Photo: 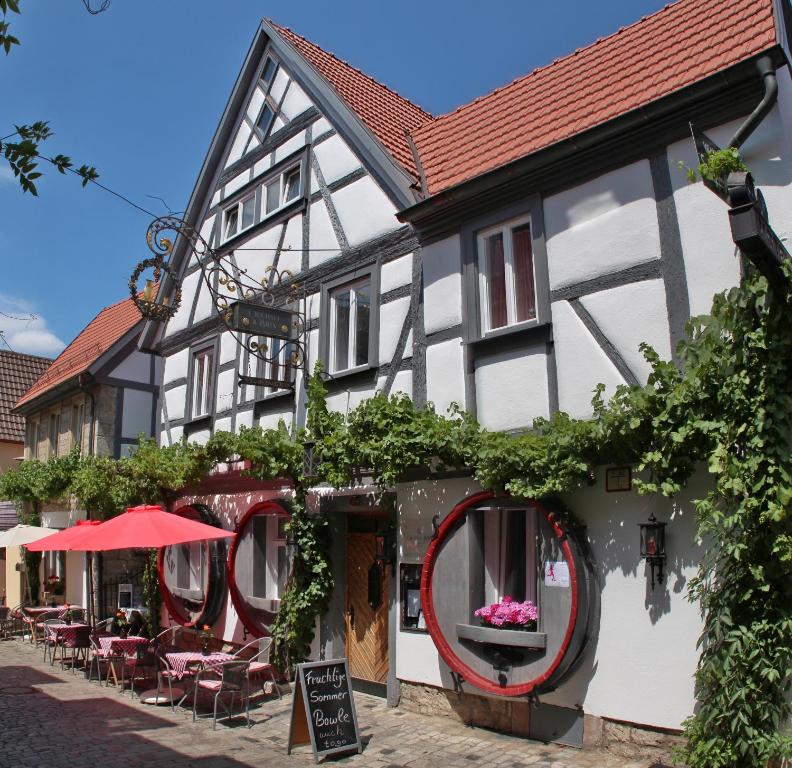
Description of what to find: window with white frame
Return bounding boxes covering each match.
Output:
[223,192,256,241]
[477,216,537,333]
[254,55,280,139]
[482,507,538,606]
[250,514,288,602]
[191,346,215,419]
[174,541,205,600]
[264,164,301,217]
[255,337,296,397]
[329,278,371,373]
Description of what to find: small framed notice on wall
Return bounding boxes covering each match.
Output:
[606,466,632,492]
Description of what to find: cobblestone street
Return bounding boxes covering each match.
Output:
[0,640,660,768]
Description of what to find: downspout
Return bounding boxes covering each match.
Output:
[77,372,99,622]
[728,56,778,149]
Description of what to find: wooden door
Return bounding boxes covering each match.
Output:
[345,533,388,683]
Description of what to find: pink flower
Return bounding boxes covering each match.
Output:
[474,597,539,629]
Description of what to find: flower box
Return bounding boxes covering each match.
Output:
[456,622,547,649]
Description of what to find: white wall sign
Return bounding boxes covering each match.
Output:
[544,561,570,588]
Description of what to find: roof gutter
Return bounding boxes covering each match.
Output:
[728,55,778,149]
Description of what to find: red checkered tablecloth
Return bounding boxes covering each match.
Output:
[46,623,89,645]
[99,635,149,656]
[165,651,234,679]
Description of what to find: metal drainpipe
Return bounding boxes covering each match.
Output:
[728,56,778,149]
[77,373,99,621]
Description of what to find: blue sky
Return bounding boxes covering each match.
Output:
[0,0,671,357]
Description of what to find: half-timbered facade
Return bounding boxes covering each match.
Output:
[146,0,792,757]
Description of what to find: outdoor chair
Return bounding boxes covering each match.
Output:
[8,605,24,638]
[122,645,157,698]
[33,610,60,647]
[234,636,280,699]
[0,606,12,640]
[68,608,86,624]
[42,618,62,665]
[155,645,195,711]
[62,625,91,673]
[192,659,252,730]
[87,627,114,684]
[153,625,185,653]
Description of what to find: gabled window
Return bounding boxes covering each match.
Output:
[191,346,215,419]
[223,193,256,241]
[264,164,302,217]
[329,278,371,374]
[477,216,537,333]
[254,55,281,141]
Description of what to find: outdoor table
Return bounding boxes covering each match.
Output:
[165,651,234,680]
[100,635,150,688]
[47,622,89,644]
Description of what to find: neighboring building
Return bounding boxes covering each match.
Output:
[11,296,162,615]
[0,350,52,600]
[142,0,792,758]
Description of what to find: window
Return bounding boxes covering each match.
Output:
[255,337,296,397]
[477,216,537,333]
[48,413,59,458]
[25,420,36,459]
[254,55,280,141]
[44,551,66,596]
[174,541,205,600]
[251,514,288,602]
[35,420,46,459]
[329,278,371,373]
[264,164,302,216]
[191,347,215,419]
[222,193,256,241]
[482,507,538,606]
[72,404,84,452]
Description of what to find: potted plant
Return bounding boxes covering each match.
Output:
[197,624,213,656]
[474,596,538,631]
[114,609,130,639]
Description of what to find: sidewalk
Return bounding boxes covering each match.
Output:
[0,639,656,768]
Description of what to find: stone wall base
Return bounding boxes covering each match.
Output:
[398,681,685,764]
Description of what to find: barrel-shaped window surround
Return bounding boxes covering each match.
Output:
[420,491,595,696]
[228,500,291,638]
[157,504,229,627]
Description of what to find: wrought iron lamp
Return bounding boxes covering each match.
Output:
[129,255,182,321]
[638,512,667,590]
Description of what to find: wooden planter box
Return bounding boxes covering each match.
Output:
[456,623,547,649]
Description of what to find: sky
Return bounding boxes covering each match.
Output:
[1,0,672,358]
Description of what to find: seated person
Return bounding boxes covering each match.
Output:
[128,610,146,637]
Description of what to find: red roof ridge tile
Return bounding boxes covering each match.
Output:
[265,19,434,122]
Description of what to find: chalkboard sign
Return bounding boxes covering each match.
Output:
[287,658,361,763]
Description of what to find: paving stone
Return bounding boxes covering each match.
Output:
[0,640,657,768]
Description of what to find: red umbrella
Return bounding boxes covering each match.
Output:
[26,519,103,552]
[64,505,234,551]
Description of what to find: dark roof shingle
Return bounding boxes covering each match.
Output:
[0,351,52,442]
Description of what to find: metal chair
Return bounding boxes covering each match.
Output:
[153,625,185,652]
[0,606,12,640]
[41,618,62,665]
[121,644,157,697]
[33,610,60,647]
[192,659,252,730]
[155,645,195,711]
[87,626,114,684]
[62,625,91,673]
[234,636,281,699]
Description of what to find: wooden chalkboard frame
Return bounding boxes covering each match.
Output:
[287,658,362,763]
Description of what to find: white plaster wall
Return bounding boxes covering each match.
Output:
[246,86,265,124]
[164,271,199,336]
[308,200,341,268]
[253,153,273,178]
[257,409,293,430]
[313,117,332,136]
[169,425,184,444]
[579,279,671,383]
[111,350,151,382]
[214,416,232,434]
[224,168,249,198]
[65,552,87,607]
[313,134,361,185]
[475,347,549,431]
[235,226,280,279]
[552,300,625,419]
[226,123,250,168]
[219,331,237,366]
[121,389,153,439]
[326,384,379,416]
[280,81,313,122]
[279,215,304,275]
[215,369,236,415]
[380,254,412,294]
[163,349,189,384]
[425,339,465,415]
[236,409,254,429]
[192,281,214,324]
[376,369,413,399]
[165,385,187,422]
[544,160,660,290]
[379,297,410,364]
[332,176,398,248]
[422,235,462,335]
[270,69,289,104]
[272,131,307,165]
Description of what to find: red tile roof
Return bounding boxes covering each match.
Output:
[16,296,142,410]
[0,351,52,443]
[268,20,433,180]
[410,0,777,195]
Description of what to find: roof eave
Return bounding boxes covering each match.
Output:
[400,47,787,238]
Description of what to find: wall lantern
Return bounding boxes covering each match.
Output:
[302,440,318,480]
[375,532,396,571]
[285,531,300,564]
[638,512,667,590]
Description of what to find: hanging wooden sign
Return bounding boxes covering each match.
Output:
[228,300,297,339]
[287,658,361,763]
